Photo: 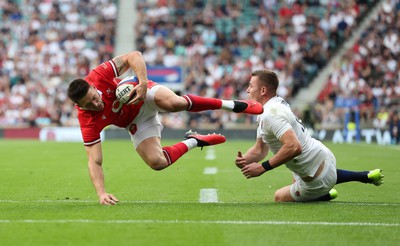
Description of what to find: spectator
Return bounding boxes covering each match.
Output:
[389,111,400,144]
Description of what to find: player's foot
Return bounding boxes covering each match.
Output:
[367,169,384,186]
[232,100,263,115]
[185,130,226,149]
[329,189,338,200]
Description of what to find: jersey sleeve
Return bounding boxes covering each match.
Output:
[77,110,102,146]
[80,125,101,146]
[85,60,120,87]
[264,106,292,140]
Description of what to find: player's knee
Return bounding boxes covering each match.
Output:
[145,157,168,171]
[147,162,167,171]
[274,190,291,202]
[273,185,294,202]
[274,191,284,202]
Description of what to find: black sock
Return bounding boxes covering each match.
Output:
[336,169,369,184]
[313,193,333,201]
[232,101,248,112]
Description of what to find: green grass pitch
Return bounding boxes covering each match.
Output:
[0,139,399,245]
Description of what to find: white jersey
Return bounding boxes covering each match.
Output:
[256,96,327,177]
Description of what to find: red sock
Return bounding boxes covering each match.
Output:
[183,94,222,112]
[162,142,189,166]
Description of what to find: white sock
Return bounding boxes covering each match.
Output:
[183,138,198,150]
[221,100,234,111]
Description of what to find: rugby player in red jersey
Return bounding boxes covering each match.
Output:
[67,51,263,205]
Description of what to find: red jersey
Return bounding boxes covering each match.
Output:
[76,60,151,146]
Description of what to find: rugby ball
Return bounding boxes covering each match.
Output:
[115,76,138,104]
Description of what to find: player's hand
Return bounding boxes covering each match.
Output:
[235,151,247,169]
[128,82,147,105]
[241,162,266,179]
[99,193,119,205]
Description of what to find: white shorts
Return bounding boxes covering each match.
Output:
[126,84,165,149]
[289,148,337,202]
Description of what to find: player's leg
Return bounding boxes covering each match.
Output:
[274,176,336,202]
[274,185,296,202]
[152,85,263,115]
[312,189,338,201]
[152,85,188,112]
[131,85,226,170]
[136,136,196,170]
[135,134,225,170]
[129,118,194,170]
[183,94,263,114]
[287,152,337,202]
[288,175,337,202]
[336,169,384,186]
[311,150,339,201]
[136,136,169,170]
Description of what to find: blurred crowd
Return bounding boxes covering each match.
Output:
[135,0,375,129]
[0,0,399,143]
[0,0,117,127]
[311,0,400,144]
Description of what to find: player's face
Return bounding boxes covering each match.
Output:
[77,86,104,111]
[246,76,263,103]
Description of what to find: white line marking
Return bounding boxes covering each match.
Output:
[0,200,399,206]
[199,189,218,203]
[203,167,218,175]
[329,202,399,206]
[205,146,215,160]
[0,219,398,227]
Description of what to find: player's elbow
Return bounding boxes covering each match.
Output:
[294,144,302,156]
[289,142,302,156]
[129,51,143,59]
[124,51,143,65]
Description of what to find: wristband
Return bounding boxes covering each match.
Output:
[261,160,273,171]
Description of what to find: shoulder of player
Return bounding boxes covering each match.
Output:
[88,60,119,81]
[262,105,292,127]
[77,107,99,121]
[264,99,286,114]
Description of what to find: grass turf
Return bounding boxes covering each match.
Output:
[0,139,399,245]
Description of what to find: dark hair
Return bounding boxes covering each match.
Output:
[68,79,90,103]
[251,69,279,93]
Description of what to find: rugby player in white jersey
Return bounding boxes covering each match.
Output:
[235,69,384,202]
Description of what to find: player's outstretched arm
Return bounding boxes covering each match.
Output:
[238,138,269,167]
[268,130,302,166]
[243,130,303,179]
[85,142,119,205]
[238,138,270,179]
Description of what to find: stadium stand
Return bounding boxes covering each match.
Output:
[1,0,398,141]
[0,0,118,127]
[134,0,380,129]
[309,0,400,135]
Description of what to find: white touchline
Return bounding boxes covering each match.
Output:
[203,167,218,175]
[0,200,399,206]
[199,189,218,203]
[0,220,398,227]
